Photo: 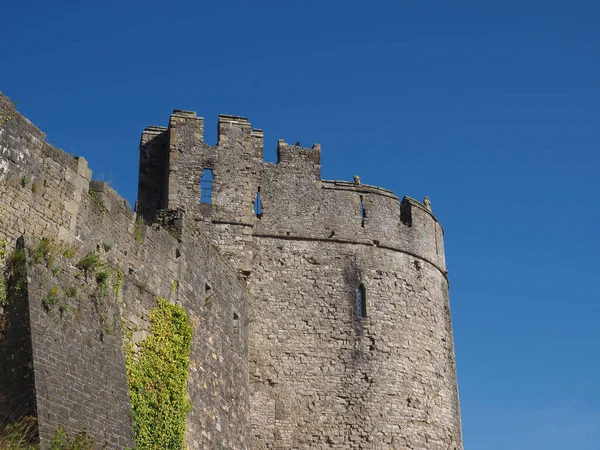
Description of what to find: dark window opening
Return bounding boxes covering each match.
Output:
[359,195,366,227]
[254,187,262,218]
[401,200,412,226]
[233,312,240,335]
[205,283,213,308]
[239,268,251,279]
[356,283,367,318]
[200,169,214,204]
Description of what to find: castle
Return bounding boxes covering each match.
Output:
[0,93,463,449]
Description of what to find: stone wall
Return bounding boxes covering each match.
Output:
[139,111,264,271]
[137,112,446,276]
[21,236,135,449]
[1,94,463,449]
[0,237,36,427]
[138,109,463,449]
[0,93,252,449]
[248,239,461,449]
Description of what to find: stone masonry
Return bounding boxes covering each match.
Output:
[0,92,462,449]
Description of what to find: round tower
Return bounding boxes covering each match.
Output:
[137,112,463,449]
[247,151,462,448]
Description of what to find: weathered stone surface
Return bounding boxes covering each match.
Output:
[138,108,463,449]
[0,95,250,449]
[0,93,462,449]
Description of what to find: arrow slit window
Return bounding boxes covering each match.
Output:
[357,283,367,318]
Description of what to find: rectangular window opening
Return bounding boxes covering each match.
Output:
[254,187,262,218]
[357,284,367,318]
[360,195,366,227]
[200,169,214,204]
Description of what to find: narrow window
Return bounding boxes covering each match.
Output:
[254,187,262,218]
[205,283,213,308]
[356,283,367,318]
[233,312,240,335]
[401,200,412,227]
[359,195,366,227]
[200,169,214,204]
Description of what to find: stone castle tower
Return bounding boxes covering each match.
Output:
[0,95,462,449]
[136,110,463,449]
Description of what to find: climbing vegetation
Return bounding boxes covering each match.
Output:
[125,297,192,449]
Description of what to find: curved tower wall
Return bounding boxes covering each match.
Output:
[249,240,460,449]
[249,143,460,448]
[137,111,463,449]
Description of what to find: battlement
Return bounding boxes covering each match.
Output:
[172,109,198,117]
[136,110,446,270]
[218,114,250,124]
[276,139,321,168]
[164,110,265,157]
[143,125,168,133]
[1,95,462,449]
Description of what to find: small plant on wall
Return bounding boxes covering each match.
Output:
[0,416,37,449]
[49,426,97,450]
[0,418,99,450]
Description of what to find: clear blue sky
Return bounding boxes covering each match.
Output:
[2,1,599,448]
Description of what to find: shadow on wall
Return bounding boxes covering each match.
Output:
[342,258,365,339]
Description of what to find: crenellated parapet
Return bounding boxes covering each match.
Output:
[137,111,446,273]
[275,139,321,179]
[253,178,446,274]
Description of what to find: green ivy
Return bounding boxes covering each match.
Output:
[133,219,145,244]
[126,297,192,449]
[169,280,178,298]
